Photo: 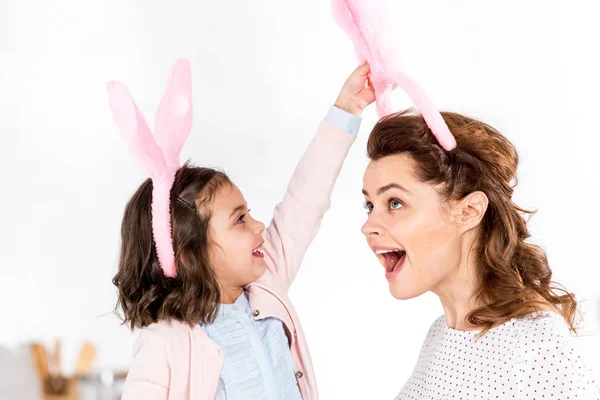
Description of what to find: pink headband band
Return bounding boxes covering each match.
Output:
[332,0,457,151]
[107,59,193,277]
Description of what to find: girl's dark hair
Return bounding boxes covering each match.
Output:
[367,109,577,334]
[113,162,231,329]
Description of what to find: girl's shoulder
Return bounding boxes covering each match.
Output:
[142,318,188,333]
[138,319,211,345]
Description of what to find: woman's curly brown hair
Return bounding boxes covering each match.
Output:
[367,109,577,334]
[113,162,231,329]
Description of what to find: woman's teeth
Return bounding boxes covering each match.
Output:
[375,249,403,255]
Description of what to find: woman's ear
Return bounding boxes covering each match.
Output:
[450,191,489,232]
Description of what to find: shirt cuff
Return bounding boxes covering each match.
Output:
[325,105,362,136]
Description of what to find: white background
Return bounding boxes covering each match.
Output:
[1,0,599,398]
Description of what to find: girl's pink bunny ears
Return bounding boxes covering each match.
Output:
[107,59,193,277]
[332,0,457,151]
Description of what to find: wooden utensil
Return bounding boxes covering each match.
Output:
[51,339,61,375]
[30,343,50,380]
[75,341,96,376]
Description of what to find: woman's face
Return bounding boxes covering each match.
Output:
[361,154,466,300]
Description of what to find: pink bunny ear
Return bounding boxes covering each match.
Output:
[332,0,457,151]
[331,0,369,64]
[107,59,194,278]
[154,59,193,170]
[106,81,167,178]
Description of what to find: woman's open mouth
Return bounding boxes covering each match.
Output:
[375,248,406,280]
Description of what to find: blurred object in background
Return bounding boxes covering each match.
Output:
[0,344,42,400]
[30,339,78,399]
[25,339,125,400]
[77,369,126,400]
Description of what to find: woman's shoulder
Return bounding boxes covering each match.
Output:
[509,312,600,395]
[510,311,578,358]
[420,315,448,341]
[429,315,448,332]
[511,310,572,338]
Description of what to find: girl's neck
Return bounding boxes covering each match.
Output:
[220,286,244,304]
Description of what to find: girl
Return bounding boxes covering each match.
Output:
[361,109,600,399]
[110,60,375,399]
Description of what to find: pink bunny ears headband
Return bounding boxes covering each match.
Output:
[332,0,457,151]
[107,59,193,277]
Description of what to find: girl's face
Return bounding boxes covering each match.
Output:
[361,154,466,300]
[208,184,266,298]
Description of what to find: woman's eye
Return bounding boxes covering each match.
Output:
[364,202,374,213]
[236,214,246,224]
[389,199,403,210]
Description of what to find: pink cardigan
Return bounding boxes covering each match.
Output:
[122,120,356,400]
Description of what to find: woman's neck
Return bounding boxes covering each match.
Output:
[434,276,480,331]
[433,235,482,331]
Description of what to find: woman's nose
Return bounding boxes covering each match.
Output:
[361,215,384,237]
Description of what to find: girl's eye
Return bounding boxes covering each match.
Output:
[236,214,246,224]
[235,209,251,225]
[389,199,403,210]
[363,202,374,213]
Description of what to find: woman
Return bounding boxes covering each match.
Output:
[361,109,599,399]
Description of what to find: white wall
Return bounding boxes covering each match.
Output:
[1,0,599,398]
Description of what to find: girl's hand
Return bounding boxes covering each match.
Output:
[334,62,376,117]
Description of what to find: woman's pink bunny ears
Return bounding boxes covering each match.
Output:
[107,59,193,277]
[332,0,457,151]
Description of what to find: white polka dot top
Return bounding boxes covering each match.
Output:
[395,311,600,399]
